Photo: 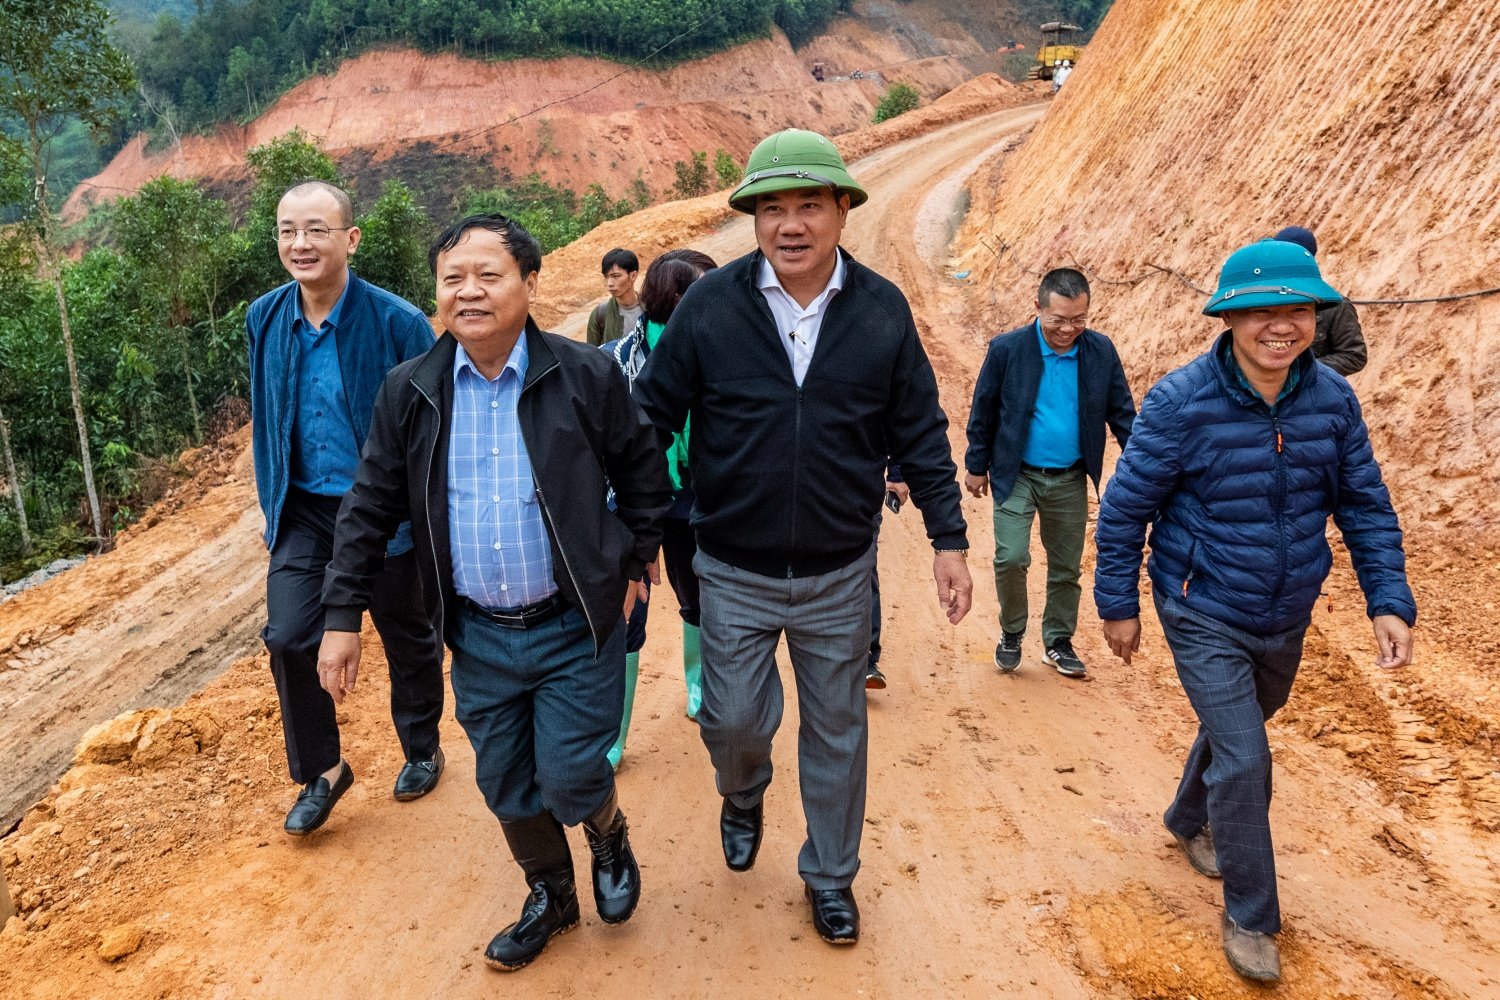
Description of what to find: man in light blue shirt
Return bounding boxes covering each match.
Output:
[964,268,1136,678]
[319,214,672,972]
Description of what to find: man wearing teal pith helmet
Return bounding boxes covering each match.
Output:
[633,128,973,946]
[1095,238,1416,984]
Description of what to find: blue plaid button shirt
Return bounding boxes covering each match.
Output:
[448,335,557,609]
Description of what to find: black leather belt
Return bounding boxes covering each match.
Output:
[464,594,567,629]
[1021,460,1084,476]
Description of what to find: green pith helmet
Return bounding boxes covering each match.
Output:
[728,128,868,214]
[1202,238,1342,316]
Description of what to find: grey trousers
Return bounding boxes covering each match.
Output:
[693,546,875,889]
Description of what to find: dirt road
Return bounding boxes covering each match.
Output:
[4,105,1498,999]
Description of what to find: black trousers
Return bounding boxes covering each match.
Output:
[263,489,445,784]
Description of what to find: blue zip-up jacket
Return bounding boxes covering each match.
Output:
[1094,332,1416,633]
[247,271,435,551]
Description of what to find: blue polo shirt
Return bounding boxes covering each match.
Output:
[289,280,361,496]
[1021,320,1082,468]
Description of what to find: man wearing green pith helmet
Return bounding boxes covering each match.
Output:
[634,128,973,946]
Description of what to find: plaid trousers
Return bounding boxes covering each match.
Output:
[1155,591,1309,934]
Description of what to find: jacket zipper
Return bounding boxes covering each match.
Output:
[521,361,601,654]
[412,380,446,642]
[1271,414,1288,599]
[1181,539,1195,598]
[787,387,803,578]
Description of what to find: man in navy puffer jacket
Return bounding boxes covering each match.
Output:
[1094,239,1415,984]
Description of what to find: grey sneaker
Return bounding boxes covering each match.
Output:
[994,631,1024,673]
[1044,639,1087,678]
[1221,912,1281,982]
[1170,825,1221,879]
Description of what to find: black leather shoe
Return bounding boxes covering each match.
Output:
[805,885,860,945]
[284,760,353,836]
[393,747,445,801]
[720,797,763,872]
[584,809,641,924]
[483,875,580,971]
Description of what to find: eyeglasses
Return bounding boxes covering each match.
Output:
[1041,314,1088,330]
[273,226,351,243]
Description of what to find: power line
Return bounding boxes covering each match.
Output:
[980,236,1500,308]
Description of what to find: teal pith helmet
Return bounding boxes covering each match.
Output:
[1202,238,1342,316]
[727,128,868,214]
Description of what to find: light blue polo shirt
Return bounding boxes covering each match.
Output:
[1021,320,1082,468]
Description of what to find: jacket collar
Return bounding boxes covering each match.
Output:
[741,246,860,296]
[410,316,557,399]
[1209,329,1319,409]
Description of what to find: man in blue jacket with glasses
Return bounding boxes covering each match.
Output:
[247,180,444,837]
[1094,238,1416,983]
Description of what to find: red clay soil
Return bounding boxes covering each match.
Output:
[64,0,1030,221]
[7,0,1500,991]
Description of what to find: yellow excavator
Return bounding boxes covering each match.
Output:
[1027,21,1082,80]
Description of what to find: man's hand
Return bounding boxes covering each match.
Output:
[964,473,990,499]
[623,578,649,620]
[1372,614,1413,669]
[884,480,910,506]
[1102,617,1141,664]
[933,550,972,625]
[645,559,661,586]
[317,630,363,705]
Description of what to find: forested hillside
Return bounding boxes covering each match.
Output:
[133,0,857,132]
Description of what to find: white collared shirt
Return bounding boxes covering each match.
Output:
[756,252,846,386]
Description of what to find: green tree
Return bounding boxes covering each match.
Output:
[0,232,37,556]
[356,179,434,312]
[0,0,136,542]
[713,148,742,190]
[872,81,920,124]
[672,150,711,200]
[111,177,233,442]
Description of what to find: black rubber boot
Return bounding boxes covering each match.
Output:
[485,813,579,971]
[583,792,642,925]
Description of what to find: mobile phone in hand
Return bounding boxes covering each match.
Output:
[884,489,902,514]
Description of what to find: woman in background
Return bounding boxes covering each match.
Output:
[601,248,718,769]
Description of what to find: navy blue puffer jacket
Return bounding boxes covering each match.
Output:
[1095,333,1416,633]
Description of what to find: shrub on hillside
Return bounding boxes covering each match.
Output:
[673,152,711,200]
[713,149,743,190]
[872,82,920,124]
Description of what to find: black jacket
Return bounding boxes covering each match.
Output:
[322,321,673,653]
[1311,298,1367,376]
[633,248,968,578]
[964,322,1136,502]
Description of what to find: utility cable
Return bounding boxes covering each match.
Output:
[980,235,1500,308]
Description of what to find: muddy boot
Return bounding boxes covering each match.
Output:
[607,651,640,771]
[1169,824,1221,879]
[486,813,579,971]
[682,624,703,720]
[1221,912,1281,982]
[583,791,641,925]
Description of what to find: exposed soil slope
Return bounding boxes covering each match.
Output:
[66,0,1028,219]
[957,0,1500,534]
[5,91,1498,998]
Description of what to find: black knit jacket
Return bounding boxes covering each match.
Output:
[633,248,968,578]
